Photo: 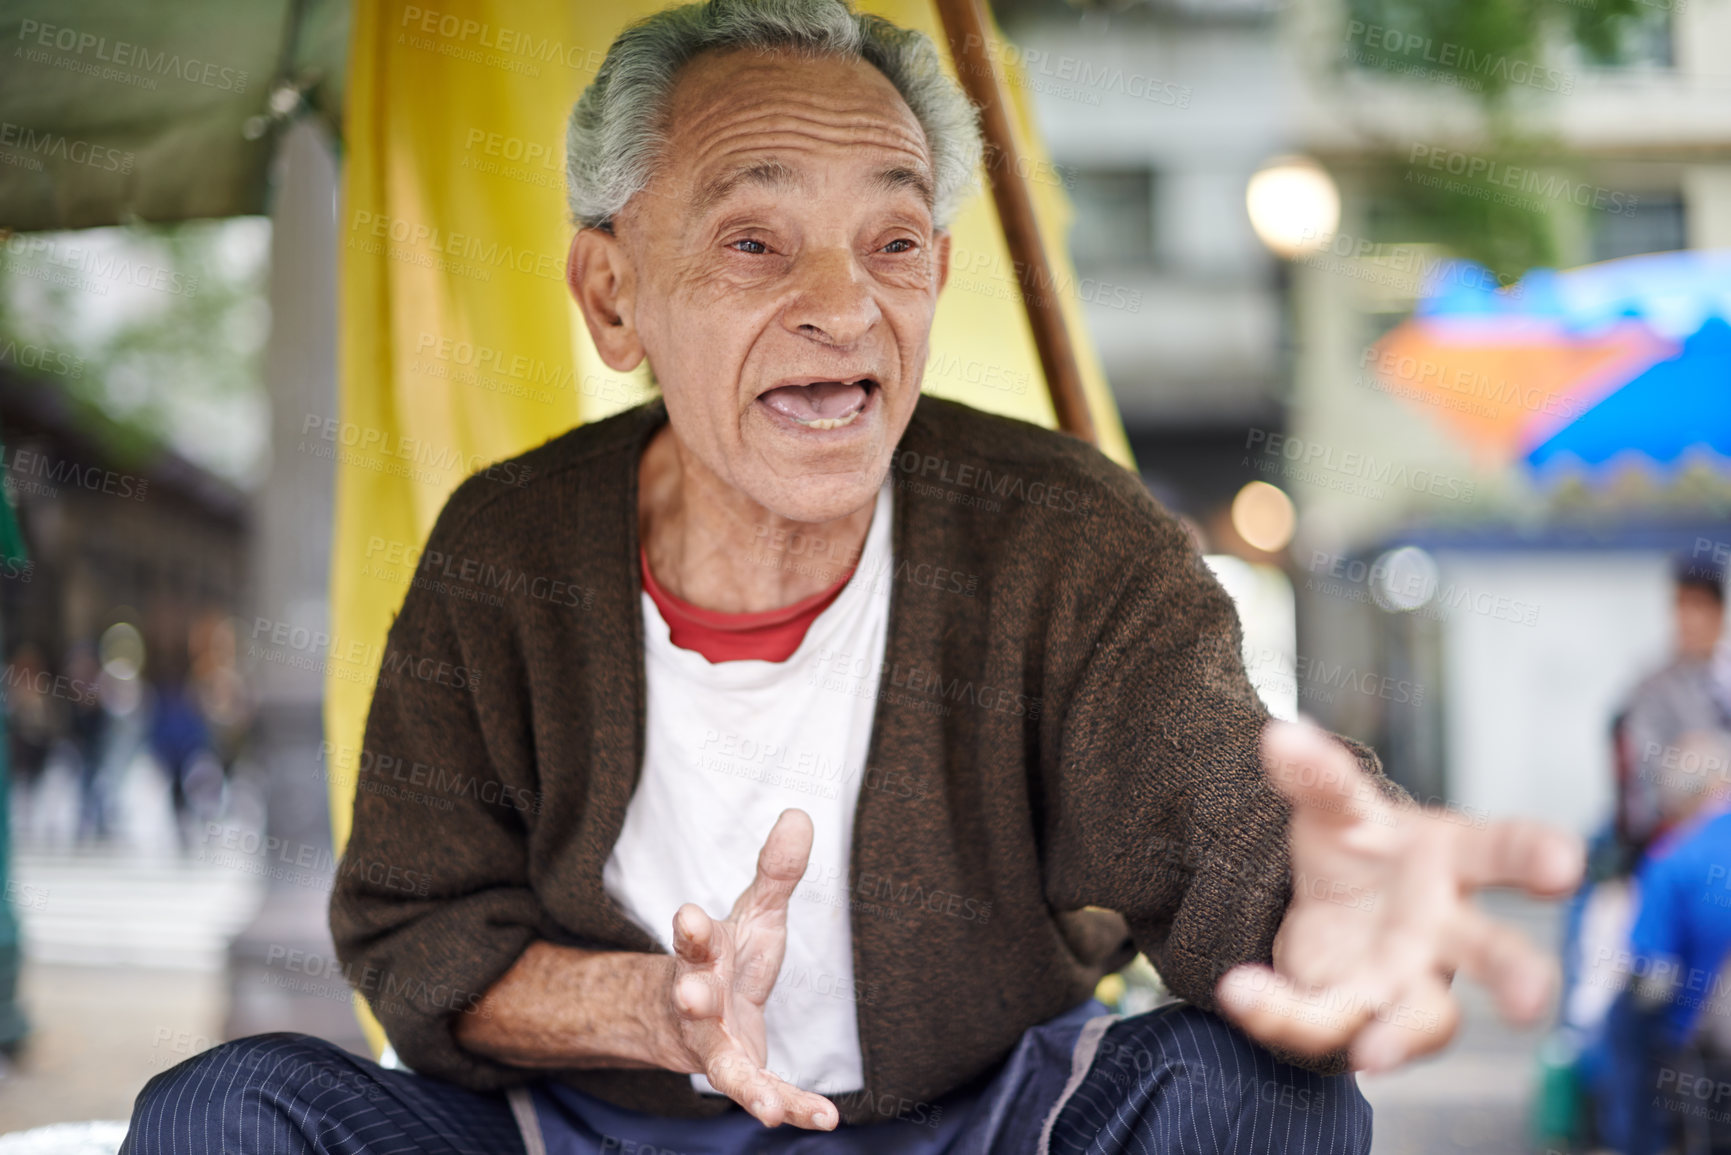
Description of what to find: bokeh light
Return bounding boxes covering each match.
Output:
[1246,156,1341,258]
[1230,480,1297,553]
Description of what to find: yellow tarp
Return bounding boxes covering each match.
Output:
[329,0,1131,1054]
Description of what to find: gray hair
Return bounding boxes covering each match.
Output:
[1652,728,1731,823]
[566,0,982,230]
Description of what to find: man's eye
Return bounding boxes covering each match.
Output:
[882,238,916,254]
[730,238,768,255]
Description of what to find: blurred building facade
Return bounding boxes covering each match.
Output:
[1004,0,1731,828]
[1286,0,1731,829]
[1000,0,1295,524]
[0,369,248,682]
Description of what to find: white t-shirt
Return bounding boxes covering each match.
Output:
[603,481,893,1097]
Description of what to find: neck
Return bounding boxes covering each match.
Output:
[637,424,876,613]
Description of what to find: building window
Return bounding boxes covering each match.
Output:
[1591,193,1687,263]
[1063,167,1157,271]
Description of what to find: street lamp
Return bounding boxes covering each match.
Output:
[1246,155,1340,258]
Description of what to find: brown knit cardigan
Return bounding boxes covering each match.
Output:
[330,395,1375,1125]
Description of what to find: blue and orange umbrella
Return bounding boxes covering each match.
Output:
[1369,249,1731,477]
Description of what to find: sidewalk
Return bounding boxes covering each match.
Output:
[0,843,264,1132]
[0,961,219,1132]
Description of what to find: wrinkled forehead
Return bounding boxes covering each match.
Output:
[640,47,936,219]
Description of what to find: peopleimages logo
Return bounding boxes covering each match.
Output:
[1244,430,1477,504]
[1344,20,1574,94]
[1358,346,1583,421]
[398,5,605,72]
[0,122,133,173]
[0,336,83,379]
[959,34,1191,108]
[1407,144,1640,216]
[16,20,249,92]
[1292,227,1522,296]
[1304,550,1542,628]
[1,233,200,299]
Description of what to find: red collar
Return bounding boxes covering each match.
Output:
[640,550,852,663]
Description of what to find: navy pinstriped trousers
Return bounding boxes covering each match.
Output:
[1043,1006,1370,1154]
[121,1004,1371,1154]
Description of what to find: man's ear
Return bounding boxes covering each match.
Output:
[935,229,952,296]
[568,228,644,372]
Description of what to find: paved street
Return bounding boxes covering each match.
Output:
[0,844,261,1132]
[0,961,219,1133]
[1360,893,1564,1155]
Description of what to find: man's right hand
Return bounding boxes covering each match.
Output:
[659,808,837,1131]
[453,808,835,1129]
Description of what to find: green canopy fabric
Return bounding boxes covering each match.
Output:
[0,0,346,229]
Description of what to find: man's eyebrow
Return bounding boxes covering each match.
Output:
[686,160,935,216]
[690,160,802,214]
[871,166,935,211]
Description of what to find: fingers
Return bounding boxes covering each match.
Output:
[672,969,723,1021]
[1260,721,1391,828]
[1217,965,1460,1074]
[758,809,814,884]
[1216,965,1379,1057]
[1346,971,1459,1074]
[672,903,715,966]
[1454,819,1584,897]
[734,808,814,921]
[705,1047,838,1130]
[1446,904,1558,1025]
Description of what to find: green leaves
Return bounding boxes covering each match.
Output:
[1340,0,1666,278]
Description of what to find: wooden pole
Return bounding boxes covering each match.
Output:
[933,0,1097,445]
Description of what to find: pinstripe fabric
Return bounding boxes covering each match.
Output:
[1044,1004,1373,1155]
[120,1033,524,1155]
[121,1008,1368,1154]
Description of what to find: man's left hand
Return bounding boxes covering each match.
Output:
[1216,720,1585,1073]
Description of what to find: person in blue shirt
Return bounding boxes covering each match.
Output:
[1599,729,1731,1153]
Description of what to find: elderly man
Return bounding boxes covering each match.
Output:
[122,1,1581,1152]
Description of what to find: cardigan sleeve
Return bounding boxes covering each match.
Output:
[328,508,545,1090]
[1041,514,1394,1056]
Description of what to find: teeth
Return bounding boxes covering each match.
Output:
[796,408,863,430]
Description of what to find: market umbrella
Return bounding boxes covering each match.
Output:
[1367,249,1731,475]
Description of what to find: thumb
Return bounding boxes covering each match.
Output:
[1260,720,1387,827]
[733,808,813,922]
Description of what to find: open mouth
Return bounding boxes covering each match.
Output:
[757,378,877,431]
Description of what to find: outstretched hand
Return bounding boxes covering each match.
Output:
[1216,721,1585,1073]
[661,808,837,1130]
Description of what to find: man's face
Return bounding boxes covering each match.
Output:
[583,48,949,522]
[1677,584,1725,661]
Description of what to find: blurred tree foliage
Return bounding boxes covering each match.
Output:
[0,219,270,487]
[1359,149,1574,281]
[1339,0,1672,278]
[991,0,1671,279]
[1343,0,1660,96]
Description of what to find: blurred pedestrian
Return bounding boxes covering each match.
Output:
[62,643,106,842]
[5,643,59,793]
[1596,729,1731,1153]
[1620,555,1730,858]
[187,611,248,771]
[147,677,211,846]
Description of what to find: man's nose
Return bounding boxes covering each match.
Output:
[784,247,880,347]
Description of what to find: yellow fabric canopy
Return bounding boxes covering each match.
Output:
[329,0,1131,1053]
